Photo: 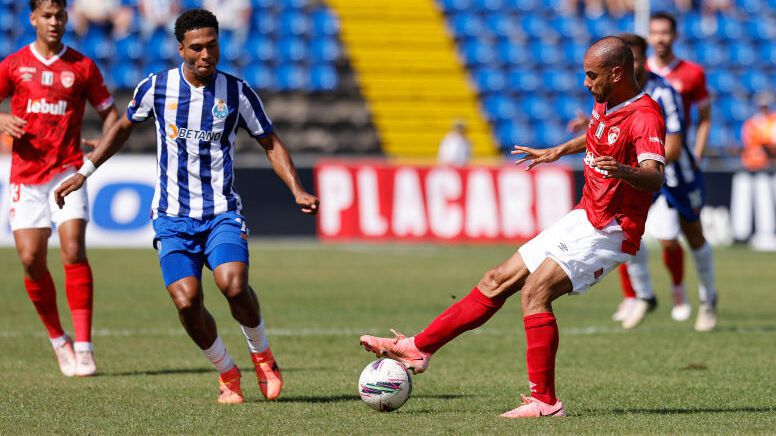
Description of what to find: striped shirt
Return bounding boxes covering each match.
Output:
[127,65,273,219]
[643,71,698,189]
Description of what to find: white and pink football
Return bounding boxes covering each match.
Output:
[358,358,413,412]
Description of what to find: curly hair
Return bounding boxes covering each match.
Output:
[174,9,219,43]
[30,0,67,11]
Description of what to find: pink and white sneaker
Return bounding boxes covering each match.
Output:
[52,337,76,377]
[500,394,566,418]
[359,329,431,374]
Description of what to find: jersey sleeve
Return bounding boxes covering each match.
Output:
[126,75,155,123]
[0,57,13,101]
[85,59,114,111]
[688,69,710,110]
[631,109,666,165]
[237,81,273,138]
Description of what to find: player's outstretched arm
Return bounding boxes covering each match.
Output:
[592,157,664,192]
[258,132,319,215]
[54,115,136,208]
[512,134,586,170]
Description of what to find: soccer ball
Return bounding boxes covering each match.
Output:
[358,358,413,412]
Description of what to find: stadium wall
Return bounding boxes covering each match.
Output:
[0,157,774,249]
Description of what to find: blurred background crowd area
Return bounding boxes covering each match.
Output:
[0,0,774,167]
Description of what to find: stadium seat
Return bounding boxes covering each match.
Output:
[718,15,744,40]
[707,70,740,95]
[449,13,485,39]
[549,16,586,39]
[0,37,12,58]
[728,42,756,66]
[483,94,517,121]
[496,121,537,147]
[522,14,559,40]
[497,40,532,66]
[279,11,311,36]
[310,65,338,91]
[473,68,507,93]
[563,40,588,66]
[0,7,14,33]
[276,64,310,90]
[740,70,770,94]
[535,119,568,147]
[110,62,143,90]
[507,0,538,12]
[521,95,554,122]
[244,64,276,90]
[252,11,278,35]
[115,34,143,62]
[696,40,728,67]
[585,16,618,40]
[751,17,776,42]
[439,0,475,13]
[485,13,520,38]
[508,69,540,93]
[460,40,497,66]
[530,42,563,66]
[249,34,277,63]
[312,8,339,37]
[147,28,177,63]
[280,0,308,9]
[542,69,576,93]
[278,37,308,63]
[474,0,507,12]
[310,38,341,63]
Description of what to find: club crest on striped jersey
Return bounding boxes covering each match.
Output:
[212,99,228,119]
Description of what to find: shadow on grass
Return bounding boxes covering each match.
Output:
[273,393,475,404]
[101,366,327,377]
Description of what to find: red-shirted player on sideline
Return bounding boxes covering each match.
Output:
[0,0,118,377]
[360,37,666,418]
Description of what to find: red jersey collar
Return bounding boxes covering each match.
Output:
[647,56,681,76]
[29,43,67,67]
[605,92,645,116]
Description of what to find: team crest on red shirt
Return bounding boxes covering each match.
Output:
[61,71,75,88]
[607,126,620,145]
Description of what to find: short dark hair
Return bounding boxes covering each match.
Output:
[650,11,677,32]
[30,0,67,11]
[174,9,219,43]
[618,33,648,57]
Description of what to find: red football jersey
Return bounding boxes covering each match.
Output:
[578,93,666,254]
[647,56,710,125]
[0,44,113,184]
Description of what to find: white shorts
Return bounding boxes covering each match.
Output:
[518,209,631,294]
[9,169,89,231]
[644,195,680,241]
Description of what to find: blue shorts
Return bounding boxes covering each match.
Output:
[152,211,250,287]
[658,169,705,222]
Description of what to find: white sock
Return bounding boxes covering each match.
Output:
[50,334,68,348]
[74,342,93,352]
[202,336,235,373]
[627,245,655,300]
[241,319,269,354]
[692,242,717,305]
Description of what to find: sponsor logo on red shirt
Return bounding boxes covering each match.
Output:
[26,98,67,115]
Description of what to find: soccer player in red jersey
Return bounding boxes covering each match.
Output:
[618,11,717,330]
[0,0,118,377]
[360,37,666,418]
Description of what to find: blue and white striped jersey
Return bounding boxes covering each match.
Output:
[127,65,273,220]
[643,71,698,189]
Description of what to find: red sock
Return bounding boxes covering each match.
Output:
[414,287,505,354]
[524,312,558,405]
[618,264,636,299]
[662,245,684,287]
[24,272,65,339]
[64,261,94,343]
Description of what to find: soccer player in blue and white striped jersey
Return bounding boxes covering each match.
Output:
[55,9,319,403]
[614,34,717,332]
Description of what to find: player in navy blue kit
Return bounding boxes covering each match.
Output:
[55,9,319,403]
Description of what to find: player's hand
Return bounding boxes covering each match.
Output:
[54,174,86,209]
[566,110,589,133]
[511,145,561,170]
[82,138,100,160]
[0,113,27,139]
[592,156,626,179]
[295,191,319,215]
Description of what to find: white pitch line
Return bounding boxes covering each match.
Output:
[0,326,773,339]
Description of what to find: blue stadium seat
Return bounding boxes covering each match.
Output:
[709,124,733,148]
[497,41,531,66]
[279,11,311,36]
[535,120,567,147]
[276,64,310,90]
[542,69,576,93]
[506,0,538,12]
[718,15,744,40]
[278,37,308,63]
[439,0,474,13]
[549,16,586,39]
[147,28,177,63]
[449,13,484,38]
[220,30,247,64]
[0,6,14,33]
[563,40,588,66]
[312,9,339,37]
[244,64,275,90]
[473,68,506,93]
[460,40,496,66]
[143,61,171,77]
[474,0,506,11]
[555,96,584,121]
[279,0,308,8]
[115,34,143,62]
[219,61,242,78]
[310,38,341,63]
[249,33,276,62]
[508,69,540,93]
[585,16,617,40]
[110,62,143,90]
[735,0,764,14]
[182,0,200,9]
[729,42,756,66]
[310,65,338,91]
[485,13,520,38]
[483,95,517,121]
[251,0,275,7]
[252,11,278,35]
[522,14,558,40]
[740,70,769,94]
[751,17,776,42]
[496,121,537,147]
[521,95,554,122]
[695,40,728,67]
[0,37,13,58]
[706,70,740,95]
[530,42,563,66]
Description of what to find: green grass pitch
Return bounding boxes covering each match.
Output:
[1,242,774,434]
